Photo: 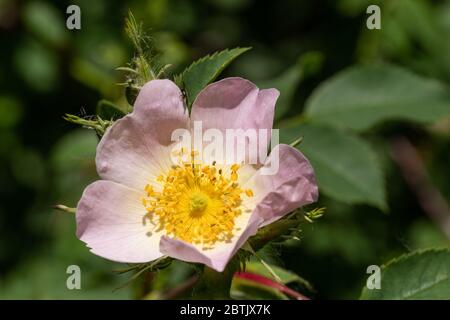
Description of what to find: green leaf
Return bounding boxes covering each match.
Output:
[258,61,302,121]
[175,47,251,107]
[280,122,386,210]
[230,277,289,300]
[258,51,323,120]
[15,39,59,92]
[23,1,67,48]
[360,248,450,300]
[304,64,450,131]
[96,99,126,120]
[245,261,314,292]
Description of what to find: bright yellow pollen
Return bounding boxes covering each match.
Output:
[142,155,253,247]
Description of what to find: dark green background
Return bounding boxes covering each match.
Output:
[0,0,449,299]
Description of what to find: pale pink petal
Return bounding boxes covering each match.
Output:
[96,79,188,190]
[190,77,279,164]
[246,144,318,226]
[76,180,163,263]
[159,213,264,272]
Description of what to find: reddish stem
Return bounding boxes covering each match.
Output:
[234,271,310,300]
[390,136,450,240]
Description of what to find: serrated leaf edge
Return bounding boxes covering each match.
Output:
[175,47,251,88]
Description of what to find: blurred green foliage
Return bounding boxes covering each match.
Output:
[0,0,450,299]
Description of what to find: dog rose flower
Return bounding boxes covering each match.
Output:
[76,77,318,272]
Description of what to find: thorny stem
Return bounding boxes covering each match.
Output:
[63,114,112,136]
[124,11,156,82]
[248,213,302,251]
[190,261,239,299]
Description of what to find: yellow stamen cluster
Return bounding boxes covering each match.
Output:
[142,158,253,247]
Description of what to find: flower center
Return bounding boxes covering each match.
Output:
[189,191,209,215]
[142,157,253,247]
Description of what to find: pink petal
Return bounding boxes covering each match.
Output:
[247,144,319,226]
[76,180,163,263]
[190,77,279,164]
[96,79,188,190]
[159,213,264,272]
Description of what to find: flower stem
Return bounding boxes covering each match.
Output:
[190,260,239,299]
[248,217,300,251]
